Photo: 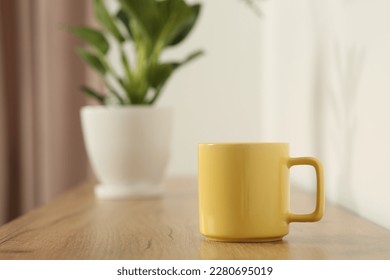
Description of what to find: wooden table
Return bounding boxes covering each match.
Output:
[0,177,389,260]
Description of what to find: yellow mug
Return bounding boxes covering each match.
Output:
[198,143,324,242]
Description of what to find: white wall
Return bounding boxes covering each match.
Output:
[333,0,390,229]
[270,0,390,229]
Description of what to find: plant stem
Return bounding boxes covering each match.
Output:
[105,82,125,105]
[102,55,131,104]
[119,45,135,104]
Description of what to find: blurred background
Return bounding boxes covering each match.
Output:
[1,0,390,230]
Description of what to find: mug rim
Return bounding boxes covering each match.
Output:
[199,142,289,146]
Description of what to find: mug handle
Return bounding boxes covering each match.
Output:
[287,157,325,223]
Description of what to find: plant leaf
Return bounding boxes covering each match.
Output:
[155,0,195,48]
[76,48,107,75]
[93,0,125,43]
[168,4,201,46]
[81,85,106,104]
[146,63,174,105]
[106,83,126,105]
[119,0,160,43]
[70,27,109,54]
[147,63,174,89]
[116,9,133,40]
[120,48,134,82]
[171,50,204,70]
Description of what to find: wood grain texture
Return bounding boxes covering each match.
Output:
[0,177,389,259]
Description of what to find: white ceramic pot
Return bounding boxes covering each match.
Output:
[81,106,172,199]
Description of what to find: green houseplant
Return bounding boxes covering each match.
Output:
[73,0,203,199]
[72,0,203,105]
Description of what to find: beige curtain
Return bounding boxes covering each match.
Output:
[0,0,91,224]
